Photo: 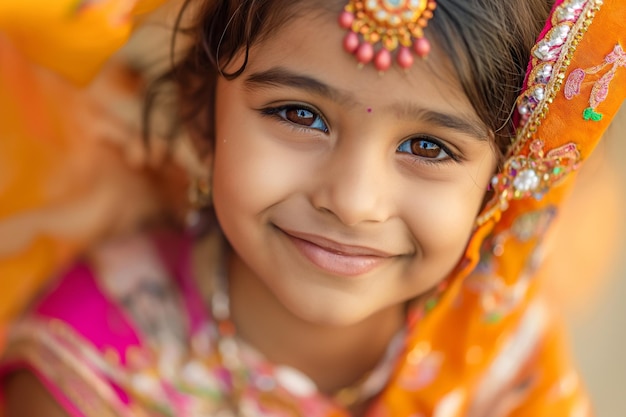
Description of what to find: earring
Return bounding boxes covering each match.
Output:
[188,176,212,209]
[186,176,214,236]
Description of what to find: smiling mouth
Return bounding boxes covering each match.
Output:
[279,228,393,277]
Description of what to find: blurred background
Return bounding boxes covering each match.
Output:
[0,2,624,412]
[567,104,626,417]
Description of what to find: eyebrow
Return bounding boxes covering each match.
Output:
[393,103,489,141]
[245,67,353,104]
[244,66,489,141]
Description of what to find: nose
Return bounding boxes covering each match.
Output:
[310,143,391,226]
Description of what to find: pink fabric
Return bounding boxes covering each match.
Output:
[35,263,141,366]
[0,233,200,415]
[0,262,139,411]
[152,233,209,333]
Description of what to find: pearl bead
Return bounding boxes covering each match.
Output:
[513,169,540,192]
[397,46,414,69]
[413,38,431,58]
[343,32,359,54]
[374,49,392,72]
[356,42,375,64]
[338,11,354,29]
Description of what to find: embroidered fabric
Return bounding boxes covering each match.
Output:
[1,0,625,416]
[0,234,404,417]
[0,232,594,416]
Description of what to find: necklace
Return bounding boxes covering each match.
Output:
[208,259,404,416]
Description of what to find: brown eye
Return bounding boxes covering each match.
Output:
[412,140,442,158]
[269,105,329,133]
[397,137,448,160]
[285,108,316,126]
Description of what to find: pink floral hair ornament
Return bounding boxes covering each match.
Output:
[338,0,437,72]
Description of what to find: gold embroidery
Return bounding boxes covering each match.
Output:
[489,140,581,211]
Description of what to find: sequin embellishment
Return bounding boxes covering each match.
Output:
[477,0,601,225]
[564,43,626,121]
[489,140,581,211]
[516,0,590,129]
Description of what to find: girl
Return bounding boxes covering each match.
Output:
[1,0,625,416]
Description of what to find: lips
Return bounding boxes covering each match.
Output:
[279,229,394,277]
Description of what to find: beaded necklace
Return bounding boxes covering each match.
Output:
[208,258,405,416]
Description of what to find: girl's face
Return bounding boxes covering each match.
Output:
[211,11,497,326]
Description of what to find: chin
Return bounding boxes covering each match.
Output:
[279,291,390,328]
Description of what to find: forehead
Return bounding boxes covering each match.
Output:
[240,8,479,124]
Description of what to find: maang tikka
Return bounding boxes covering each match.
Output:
[339,0,437,72]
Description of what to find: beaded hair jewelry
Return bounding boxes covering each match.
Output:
[338,0,437,72]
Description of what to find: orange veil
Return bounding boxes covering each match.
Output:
[0,1,625,415]
[0,0,169,349]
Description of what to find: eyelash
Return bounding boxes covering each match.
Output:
[260,104,329,134]
[260,104,461,165]
[396,136,461,165]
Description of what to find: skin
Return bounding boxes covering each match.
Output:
[4,16,623,411]
[213,11,497,394]
[3,7,500,415]
[3,372,66,417]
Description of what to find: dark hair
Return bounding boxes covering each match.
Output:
[163,0,554,162]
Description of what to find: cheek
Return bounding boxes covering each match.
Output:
[212,107,311,221]
[400,173,490,258]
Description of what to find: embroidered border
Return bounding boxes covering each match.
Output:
[477,0,603,226]
[2,319,135,417]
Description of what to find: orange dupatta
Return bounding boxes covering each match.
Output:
[0,0,168,350]
[368,0,626,415]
